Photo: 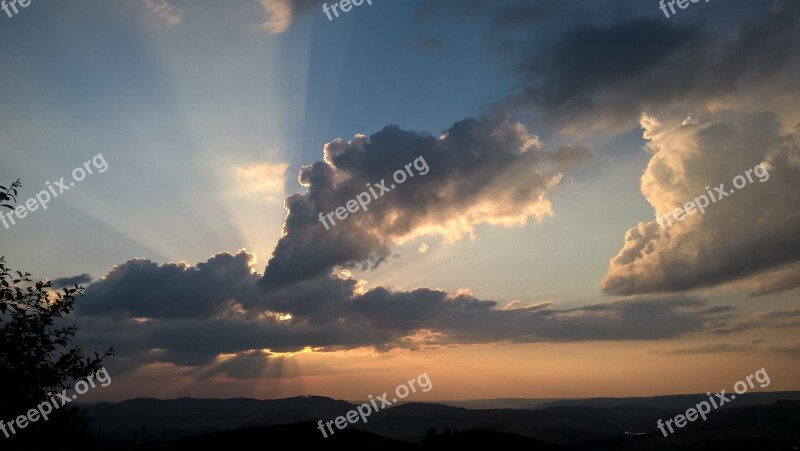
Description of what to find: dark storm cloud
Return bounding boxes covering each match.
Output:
[262,115,589,286]
[488,1,636,30]
[503,0,800,132]
[417,0,798,133]
[78,252,262,319]
[416,0,637,32]
[74,251,733,372]
[506,17,695,130]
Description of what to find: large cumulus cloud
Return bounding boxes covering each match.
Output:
[263,115,589,286]
[602,111,800,295]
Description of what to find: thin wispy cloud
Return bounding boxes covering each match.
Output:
[235,161,289,202]
[259,0,320,34]
[144,0,183,26]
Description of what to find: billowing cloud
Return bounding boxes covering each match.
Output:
[262,115,590,286]
[602,111,800,295]
[75,251,731,373]
[79,252,263,319]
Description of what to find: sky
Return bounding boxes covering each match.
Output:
[0,0,799,402]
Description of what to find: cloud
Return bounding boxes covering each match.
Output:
[413,0,642,59]
[736,261,800,296]
[653,340,800,358]
[710,306,800,335]
[514,0,800,133]
[602,111,800,295]
[144,0,183,26]
[420,0,800,134]
[652,342,761,355]
[51,273,92,288]
[261,115,590,286]
[768,342,800,357]
[78,252,263,319]
[259,0,321,34]
[235,161,289,202]
[74,251,731,373]
[187,350,303,380]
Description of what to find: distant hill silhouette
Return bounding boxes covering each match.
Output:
[163,423,415,450]
[420,429,569,450]
[82,393,800,450]
[84,395,351,441]
[106,423,570,450]
[535,391,800,410]
[435,391,800,411]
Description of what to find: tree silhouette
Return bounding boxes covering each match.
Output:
[0,179,113,448]
[0,179,20,210]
